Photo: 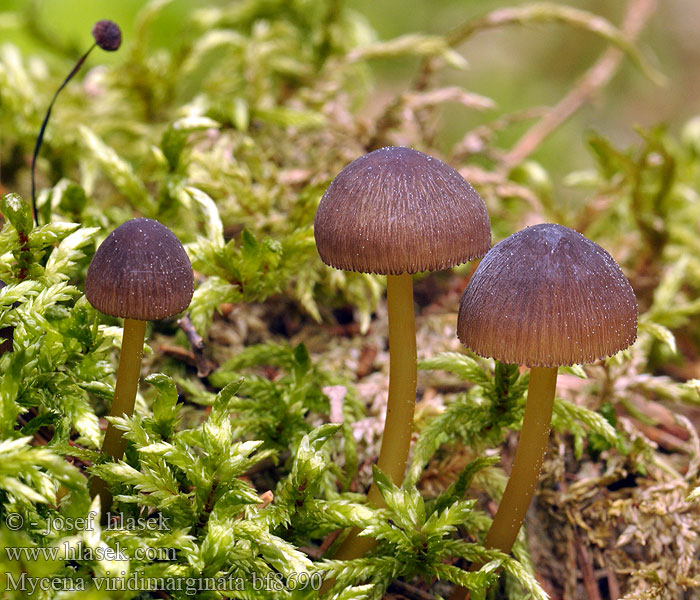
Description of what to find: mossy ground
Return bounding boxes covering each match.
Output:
[1,1,699,599]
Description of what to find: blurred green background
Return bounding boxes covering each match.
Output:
[1,0,698,177]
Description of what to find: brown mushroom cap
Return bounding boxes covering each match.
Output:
[457,223,638,367]
[314,146,491,275]
[85,218,193,321]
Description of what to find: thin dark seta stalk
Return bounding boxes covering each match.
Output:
[31,43,97,226]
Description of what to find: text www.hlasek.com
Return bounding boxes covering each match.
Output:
[5,542,175,562]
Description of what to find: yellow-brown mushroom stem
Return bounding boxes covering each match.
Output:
[102,318,147,459]
[90,318,146,506]
[370,273,417,500]
[450,366,558,600]
[330,272,417,562]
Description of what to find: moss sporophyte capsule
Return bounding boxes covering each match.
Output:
[450,223,637,600]
[92,20,122,52]
[85,218,193,507]
[31,20,122,225]
[314,146,491,561]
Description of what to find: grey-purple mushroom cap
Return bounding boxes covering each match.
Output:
[457,223,638,367]
[85,218,193,321]
[314,146,491,275]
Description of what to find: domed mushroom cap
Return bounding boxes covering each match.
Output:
[314,146,491,275]
[85,218,193,321]
[457,223,637,367]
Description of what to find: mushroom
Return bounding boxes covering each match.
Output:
[451,223,637,597]
[314,146,490,558]
[85,218,193,464]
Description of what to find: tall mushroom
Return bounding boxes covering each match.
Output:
[451,223,637,599]
[85,218,193,466]
[314,146,490,558]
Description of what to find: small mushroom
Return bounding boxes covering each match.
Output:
[451,223,636,597]
[314,146,490,558]
[85,218,193,466]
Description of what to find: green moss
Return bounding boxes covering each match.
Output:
[1,1,700,598]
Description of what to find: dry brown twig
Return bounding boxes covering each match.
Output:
[572,525,603,600]
[388,579,437,600]
[372,0,660,158]
[500,0,659,171]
